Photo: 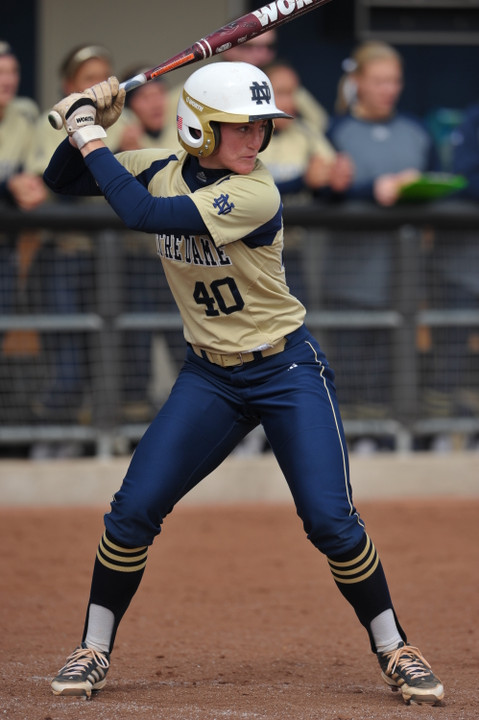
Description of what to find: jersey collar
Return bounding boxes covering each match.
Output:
[182,154,231,192]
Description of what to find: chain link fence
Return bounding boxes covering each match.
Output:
[1,200,478,457]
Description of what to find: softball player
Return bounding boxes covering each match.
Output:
[44,62,443,706]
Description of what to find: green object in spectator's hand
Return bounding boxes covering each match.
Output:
[398,173,468,201]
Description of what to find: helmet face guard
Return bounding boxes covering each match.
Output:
[177,61,291,157]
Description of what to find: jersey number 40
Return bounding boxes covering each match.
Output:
[194,277,245,316]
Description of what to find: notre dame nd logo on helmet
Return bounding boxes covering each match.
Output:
[250,81,271,105]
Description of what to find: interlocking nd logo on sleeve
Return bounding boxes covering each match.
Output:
[213,194,235,215]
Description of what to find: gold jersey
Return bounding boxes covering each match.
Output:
[115,147,306,354]
[0,102,34,182]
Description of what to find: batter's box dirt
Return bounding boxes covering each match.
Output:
[1,499,477,719]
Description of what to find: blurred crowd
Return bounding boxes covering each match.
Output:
[1,33,479,457]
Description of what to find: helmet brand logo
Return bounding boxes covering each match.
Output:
[186,94,204,112]
[250,81,271,105]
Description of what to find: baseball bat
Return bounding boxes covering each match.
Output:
[48,0,333,129]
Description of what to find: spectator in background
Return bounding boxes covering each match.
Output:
[329,41,434,204]
[262,61,352,200]
[0,41,47,428]
[322,40,438,452]
[0,41,39,127]
[116,69,182,422]
[0,41,46,210]
[118,67,178,151]
[25,44,134,458]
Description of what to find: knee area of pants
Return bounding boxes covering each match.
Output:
[104,509,160,549]
[306,520,365,558]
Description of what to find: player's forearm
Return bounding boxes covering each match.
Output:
[43,137,101,196]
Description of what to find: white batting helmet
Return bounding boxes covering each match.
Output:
[177,61,291,157]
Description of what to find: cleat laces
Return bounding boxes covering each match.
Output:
[59,645,110,679]
[383,644,432,680]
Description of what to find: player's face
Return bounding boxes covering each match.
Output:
[200,120,268,174]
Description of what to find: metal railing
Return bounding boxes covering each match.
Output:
[1,199,478,456]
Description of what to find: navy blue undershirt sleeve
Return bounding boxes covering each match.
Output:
[83,147,207,234]
[44,141,208,235]
[44,137,102,196]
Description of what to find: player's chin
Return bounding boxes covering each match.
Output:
[234,157,257,174]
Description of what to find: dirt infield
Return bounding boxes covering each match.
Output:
[1,491,478,719]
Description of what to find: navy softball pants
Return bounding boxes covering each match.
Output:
[105,324,366,557]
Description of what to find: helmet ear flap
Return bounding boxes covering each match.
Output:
[259,119,275,152]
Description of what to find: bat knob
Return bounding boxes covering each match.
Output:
[48,110,63,130]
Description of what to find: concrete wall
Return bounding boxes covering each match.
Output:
[1,453,478,507]
[38,0,247,110]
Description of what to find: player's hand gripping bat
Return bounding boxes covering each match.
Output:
[48,0,333,129]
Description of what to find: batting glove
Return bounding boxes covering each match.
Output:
[52,92,98,134]
[84,76,126,129]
